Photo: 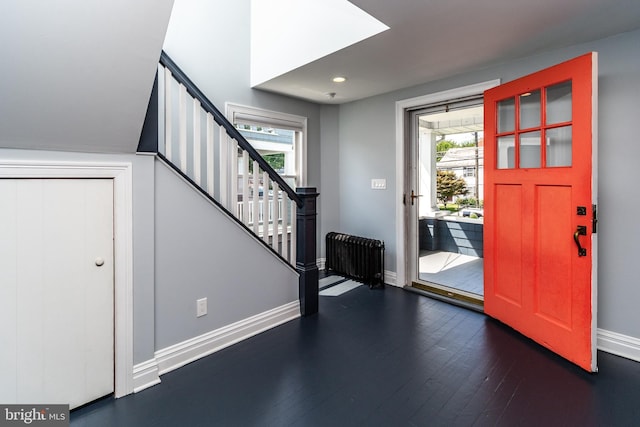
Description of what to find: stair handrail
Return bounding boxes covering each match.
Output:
[159,51,302,208]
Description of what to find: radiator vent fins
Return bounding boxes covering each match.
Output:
[325,232,385,288]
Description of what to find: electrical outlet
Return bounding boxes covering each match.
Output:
[196,298,207,317]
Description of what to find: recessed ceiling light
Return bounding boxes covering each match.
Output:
[332,76,347,83]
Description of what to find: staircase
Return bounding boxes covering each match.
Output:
[138,52,319,315]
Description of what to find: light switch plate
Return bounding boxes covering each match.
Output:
[197,298,207,317]
[371,178,386,190]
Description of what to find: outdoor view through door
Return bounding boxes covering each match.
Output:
[412,100,485,306]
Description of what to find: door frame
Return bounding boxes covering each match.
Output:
[395,80,499,288]
[0,160,134,398]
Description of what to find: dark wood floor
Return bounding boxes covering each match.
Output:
[72,284,640,426]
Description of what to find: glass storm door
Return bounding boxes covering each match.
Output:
[483,53,598,371]
[410,102,485,306]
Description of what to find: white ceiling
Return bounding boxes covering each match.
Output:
[254,0,640,104]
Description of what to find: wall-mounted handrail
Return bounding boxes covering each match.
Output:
[159,51,302,208]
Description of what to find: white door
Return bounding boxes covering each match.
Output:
[0,179,114,408]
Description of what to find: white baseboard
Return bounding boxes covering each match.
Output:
[132,301,300,394]
[384,270,398,287]
[598,328,640,363]
[132,359,161,393]
[154,301,300,376]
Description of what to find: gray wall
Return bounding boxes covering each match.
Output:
[319,105,341,259]
[338,97,397,263]
[335,29,640,339]
[154,161,298,349]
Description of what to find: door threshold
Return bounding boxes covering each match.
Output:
[406,282,484,313]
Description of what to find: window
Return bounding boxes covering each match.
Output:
[235,124,296,183]
[496,81,572,169]
[226,103,307,188]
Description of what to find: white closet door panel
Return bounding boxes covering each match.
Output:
[0,180,19,403]
[0,179,114,409]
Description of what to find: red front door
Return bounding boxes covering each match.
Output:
[484,53,598,371]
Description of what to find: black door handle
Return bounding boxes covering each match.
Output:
[410,190,422,206]
[574,225,587,257]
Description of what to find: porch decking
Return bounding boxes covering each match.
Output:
[419,250,484,296]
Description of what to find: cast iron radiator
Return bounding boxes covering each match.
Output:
[325,232,385,288]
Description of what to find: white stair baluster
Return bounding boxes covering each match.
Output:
[206,113,214,197]
[290,207,296,265]
[272,182,280,252]
[193,99,201,186]
[252,160,260,234]
[262,172,270,244]
[164,67,173,161]
[178,84,187,173]
[157,64,166,156]
[282,197,289,262]
[227,138,237,215]
[241,150,249,224]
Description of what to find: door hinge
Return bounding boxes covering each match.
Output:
[592,204,598,233]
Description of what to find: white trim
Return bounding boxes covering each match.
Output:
[0,160,134,398]
[225,103,308,186]
[591,52,599,372]
[384,270,398,287]
[395,80,500,288]
[132,359,161,393]
[226,103,307,131]
[154,301,301,377]
[598,329,640,363]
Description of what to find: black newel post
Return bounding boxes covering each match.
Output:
[296,187,319,316]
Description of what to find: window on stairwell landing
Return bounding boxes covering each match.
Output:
[226,103,307,242]
[226,103,307,192]
[235,124,298,190]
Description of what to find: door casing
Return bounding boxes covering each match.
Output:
[0,160,134,398]
[395,80,500,289]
